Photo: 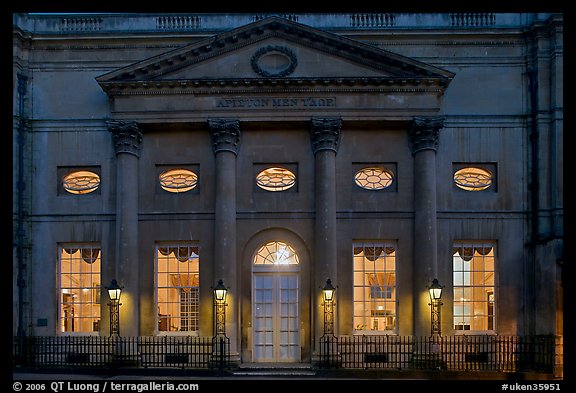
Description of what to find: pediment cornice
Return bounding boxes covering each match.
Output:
[98,76,449,96]
[96,16,454,94]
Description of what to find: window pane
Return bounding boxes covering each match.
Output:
[256,167,296,192]
[354,167,394,190]
[453,167,493,191]
[254,241,299,265]
[59,245,101,333]
[453,241,496,333]
[156,243,200,333]
[353,241,397,333]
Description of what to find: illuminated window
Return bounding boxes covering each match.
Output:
[354,167,394,190]
[254,241,299,265]
[256,167,296,192]
[353,242,397,333]
[453,242,496,332]
[453,167,493,191]
[62,171,100,194]
[59,245,101,333]
[156,244,200,333]
[159,168,198,193]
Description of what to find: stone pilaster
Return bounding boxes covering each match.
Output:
[108,120,142,336]
[208,118,240,359]
[408,116,443,337]
[310,117,341,354]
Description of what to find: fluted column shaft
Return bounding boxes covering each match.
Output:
[208,118,240,356]
[310,117,341,347]
[108,120,142,337]
[408,116,444,337]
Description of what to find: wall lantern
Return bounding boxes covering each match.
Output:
[214,279,228,304]
[107,279,122,301]
[323,278,336,303]
[428,278,444,338]
[428,278,443,301]
[106,279,123,337]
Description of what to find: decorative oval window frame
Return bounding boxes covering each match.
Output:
[354,167,394,191]
[453,167,493,191]
[256,167,297,192]
[251,45,298,77]
[159,168,198,193]
[62,170,101,195]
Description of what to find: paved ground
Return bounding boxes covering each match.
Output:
[12,367,559,381]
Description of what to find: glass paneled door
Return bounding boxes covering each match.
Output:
[253,273,300,362]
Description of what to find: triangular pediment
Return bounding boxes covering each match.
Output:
[96,16,454,93]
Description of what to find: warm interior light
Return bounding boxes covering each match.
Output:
[453,167,492,191]
[354,167,394,190]
[62,170,100,194]
[159,168,198,193]
[256,167,296,192]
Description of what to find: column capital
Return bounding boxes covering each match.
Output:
[107,120,142,157]
[310,117,342,155]
[208,118,241,155]
[408,116,445,155]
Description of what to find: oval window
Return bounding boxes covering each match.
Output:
[354,167,394,190]
[256,167,296,192]
[159,168,198,193]
[62,170,100,194]
[453,167,493,191]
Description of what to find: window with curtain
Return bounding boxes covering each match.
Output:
[353,242,397,333]
[59,245,101,333]
[453,241,496,332]
[156,244,200,334]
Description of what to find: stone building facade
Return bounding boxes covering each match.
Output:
[13,13,563,370]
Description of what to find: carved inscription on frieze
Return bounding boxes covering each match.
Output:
[215,97,336,109]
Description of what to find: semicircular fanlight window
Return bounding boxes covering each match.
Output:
[254,241,299,265]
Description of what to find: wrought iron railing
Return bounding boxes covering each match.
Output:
[14,334,554,373]
[14,336,230,370]
[319,335,555,373]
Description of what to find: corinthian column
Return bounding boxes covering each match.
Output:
[408,116,444,337]
[310,117,341,349]
[108,120,142,337]
[208,118,240,357]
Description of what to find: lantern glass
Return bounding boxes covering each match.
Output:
[214,279,227,303]
[107,279,122,301]
[428,278,443,301]
[323,279,335,303]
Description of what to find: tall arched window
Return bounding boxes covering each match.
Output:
[252,240,300,362]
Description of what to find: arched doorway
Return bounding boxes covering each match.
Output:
[252,241,301,362]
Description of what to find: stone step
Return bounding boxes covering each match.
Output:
[233,370,317,376]
[233,363,316,377]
